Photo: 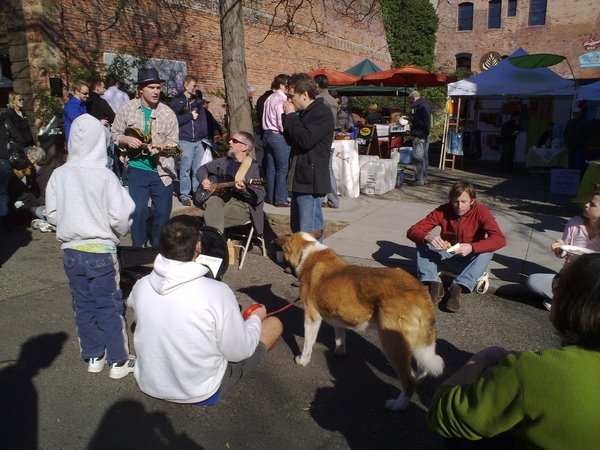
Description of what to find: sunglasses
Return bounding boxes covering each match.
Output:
[231,138,248,146]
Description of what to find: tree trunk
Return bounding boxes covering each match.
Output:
[219,0,253,135]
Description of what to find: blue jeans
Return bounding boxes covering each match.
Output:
[290,193,324,242]
[128,167,174,247]
[179,140,205,199]
[412,137,430,184]
[63,249,129,364]
[263,131,290,204]
[416,243,494,292]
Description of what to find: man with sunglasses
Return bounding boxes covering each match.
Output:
[63,80,90,145]
[195,131,265,235]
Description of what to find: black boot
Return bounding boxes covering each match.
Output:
[428,281,444,305]
[443,284,462,313]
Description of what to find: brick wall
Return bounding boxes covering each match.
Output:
[20,0,390,122]
[434,0,600,79]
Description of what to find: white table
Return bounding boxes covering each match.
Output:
[332,140,360,198]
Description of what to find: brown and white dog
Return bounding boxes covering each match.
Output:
[274,232,444,411]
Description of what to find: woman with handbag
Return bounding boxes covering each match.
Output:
[6,92,34,148]
[1,110,26,231]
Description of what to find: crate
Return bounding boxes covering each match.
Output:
[360,159,396,195]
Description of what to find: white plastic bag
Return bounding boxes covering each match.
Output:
[201,146,213,166]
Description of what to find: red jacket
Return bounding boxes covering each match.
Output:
[406,202,506,254]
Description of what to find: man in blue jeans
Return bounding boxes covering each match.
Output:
[406,182,506,312]
[262,74,291,206]
[112,67,179,247]
[283,73,334,241]
[170,76,216,206]
[408,90,431,186]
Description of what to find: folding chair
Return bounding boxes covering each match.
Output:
[225,221,266,269]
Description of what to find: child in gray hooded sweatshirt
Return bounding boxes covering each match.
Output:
[46,114,136,379]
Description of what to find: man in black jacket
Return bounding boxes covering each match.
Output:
[283,73,334,241]
[408,90,431,186]
[87,80,115,125]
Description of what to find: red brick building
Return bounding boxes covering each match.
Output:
[0,0,391,126]
[432,0,600,79]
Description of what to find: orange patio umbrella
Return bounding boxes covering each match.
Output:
[307,68,360,86]
[359,65,450,87]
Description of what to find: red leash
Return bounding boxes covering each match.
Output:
[242,297,301,320]
[266,297,302,317]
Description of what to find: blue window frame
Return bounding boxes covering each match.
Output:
[508,0,517,16]
[458,2,474,31]
[488,0,502,28]
[529,0,546,26]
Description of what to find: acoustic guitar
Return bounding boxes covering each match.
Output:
[119,127,182,159]
[195,178,265,207]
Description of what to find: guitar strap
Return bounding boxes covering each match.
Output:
[234,156,252,182]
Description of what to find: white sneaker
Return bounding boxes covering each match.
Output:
[31,219,46,230]
[543,299,552,311]
[39,223,56,233]
[109,355,136,379]
[87,351,107,373]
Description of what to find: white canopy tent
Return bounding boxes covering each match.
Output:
[447,48,575,97]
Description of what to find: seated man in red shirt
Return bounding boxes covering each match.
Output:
[406,182,506,312]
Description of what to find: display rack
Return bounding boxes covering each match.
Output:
[439,97,463,170]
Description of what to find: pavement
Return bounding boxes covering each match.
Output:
[0,166,569,450]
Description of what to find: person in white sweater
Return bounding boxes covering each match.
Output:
[128,215,282,404]
[45,114,136,379]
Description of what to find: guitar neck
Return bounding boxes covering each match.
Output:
[212,180,239,190]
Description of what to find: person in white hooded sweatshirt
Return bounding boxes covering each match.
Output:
[127,215,283,404]
[46,114,136,379]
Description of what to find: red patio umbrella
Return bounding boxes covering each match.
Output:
[307,68,360,86]
[359,65,450,87]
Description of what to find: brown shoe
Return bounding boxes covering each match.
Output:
[443,284,462,313]
[428,281,444,305]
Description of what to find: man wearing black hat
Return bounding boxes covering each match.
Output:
[112,67,179,247]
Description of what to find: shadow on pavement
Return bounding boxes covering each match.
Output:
[0,227,32,267]
[88,400,203,450]
[0,332,68,450]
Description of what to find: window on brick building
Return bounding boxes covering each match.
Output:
[488,0,502,28]
[508,0,517,16]
[458,2,474,30]
[528,0,546,25]
[456,53,472,71]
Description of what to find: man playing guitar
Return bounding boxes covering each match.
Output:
[111,67,179,248]
[196,132,265,235]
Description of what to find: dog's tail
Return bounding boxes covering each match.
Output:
[414,343,444,378]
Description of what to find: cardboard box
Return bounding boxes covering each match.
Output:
[550,169,580,196]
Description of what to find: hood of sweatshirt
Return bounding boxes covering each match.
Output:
[66,114,111,168]
[149,254,211,295]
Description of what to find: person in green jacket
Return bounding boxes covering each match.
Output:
[428,253,600,450]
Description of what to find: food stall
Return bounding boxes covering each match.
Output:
[443,48,576,169]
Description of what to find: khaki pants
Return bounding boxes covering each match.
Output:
[203,196,250,233]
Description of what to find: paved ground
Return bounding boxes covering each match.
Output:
[0,162,573,449]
